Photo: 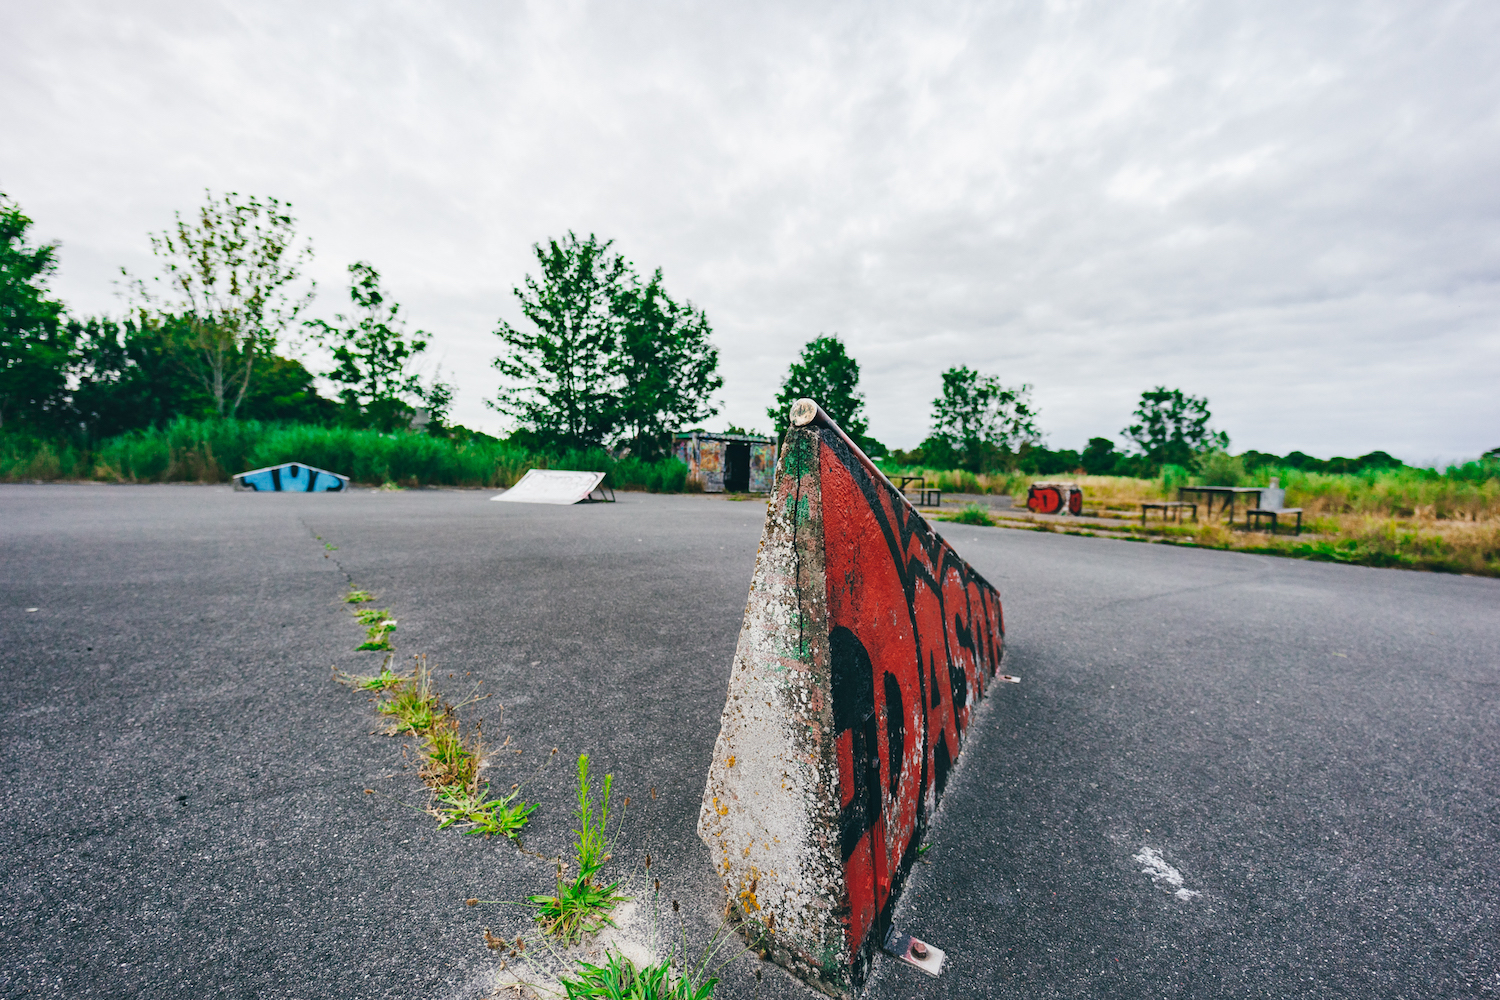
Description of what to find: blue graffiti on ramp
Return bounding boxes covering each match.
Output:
[234,463,349,492]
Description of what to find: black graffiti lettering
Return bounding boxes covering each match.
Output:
[947,654,968,713]
[934,731,953,797]
[831,627,881,863]
[954,612,974,652]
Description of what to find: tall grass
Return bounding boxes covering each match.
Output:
[0,417,693,491]
[891,461,1500,523]
[876,464,1030,496]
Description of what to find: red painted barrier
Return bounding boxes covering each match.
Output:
[1027,484,1062,514]
[1027,481,1084,516]
[699,399,1006,996]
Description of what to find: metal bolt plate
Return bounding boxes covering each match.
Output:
[883,927,945,977]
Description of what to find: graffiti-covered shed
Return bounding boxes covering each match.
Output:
[674,432,777,492]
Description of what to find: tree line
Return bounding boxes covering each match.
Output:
[0,192,721,460]
[2,189,1459,478]
[762,335,1425,478]
[1,191,456,439]
[762,334,1241,476]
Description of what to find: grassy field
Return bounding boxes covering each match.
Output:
[916,461,1500,577]
[0,417,694,492]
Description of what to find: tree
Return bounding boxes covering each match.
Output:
[768,334,868,441]
[613,269,722,458]
[0,195,72,431]
[1122,387,1227,468]
[306,261,430,431]
[71,314,335,437]
[927,366,1040,472]
[125,190,314,418]
[1080,437,1119,475]
[491,232,631,452]
[420,367,457,433]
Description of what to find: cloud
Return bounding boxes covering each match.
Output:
[4,0,1497,460]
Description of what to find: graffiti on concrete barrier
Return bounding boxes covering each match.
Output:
[1027,480,1083,515]
[698,404,1007,997]
[818,431,1004,980]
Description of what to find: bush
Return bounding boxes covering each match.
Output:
[1195,450,1247,487]
[1,418,695,491]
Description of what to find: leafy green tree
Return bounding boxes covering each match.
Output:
[768,334,868,441]
[491,233,631,451]
[1080,437,1119,475]
[613,269,722,458]
[124,190,314,417]
[0,195,73,431]
[927,365,1040,472]
[306,261,430,431]
[419,368,457,434]
[72,314,334,436]
[1018,444,1081,475]
[71,315,209,434]
[1123,387,1228,468]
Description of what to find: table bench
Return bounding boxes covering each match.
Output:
[1176,485,1264,524]
[1244,481,1302,535]
[896,476,942,507]
[1141,501,1198,524]
[1245,507,1303,535]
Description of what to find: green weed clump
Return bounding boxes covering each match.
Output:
[530,754,630,943]
[339,651,537,840]
[346,661,404,692]
[355,607,397,651]
[436,783,536,839]
[941,503,995,527]
[345,589,374,603]
[560,951,717,1000]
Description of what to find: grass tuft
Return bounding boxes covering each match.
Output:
[354,607,397,650]
[435,783,537,838]
[339,650,538,841]
[338,655,406,692]
[940,503,995,527]
[345,589,374,603]
[560,950,718,1000]
[529,753,630,943]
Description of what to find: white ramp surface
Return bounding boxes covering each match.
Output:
[491,469,606,505]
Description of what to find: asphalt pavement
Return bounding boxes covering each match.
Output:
[2,484,1496,999]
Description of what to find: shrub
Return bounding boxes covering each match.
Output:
[0,417,694,491]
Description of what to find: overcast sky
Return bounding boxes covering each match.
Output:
[5,0,1498,462]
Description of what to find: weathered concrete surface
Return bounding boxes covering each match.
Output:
[699,405,1008,994]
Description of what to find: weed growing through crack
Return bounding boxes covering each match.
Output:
[346,589,374,603]
[337,647,539,841]
[476,782,775,999]
[354,607,397,650]
[376,655,438,733]
[559,950,718,1000]
[529,754,631,943]
[337,656,405,692]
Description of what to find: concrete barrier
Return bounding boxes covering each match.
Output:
[1026,480,1083,515]
[698,399,1006,996]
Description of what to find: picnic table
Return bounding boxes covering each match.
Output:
[1176,486,1264,525]
[896,476,942,507]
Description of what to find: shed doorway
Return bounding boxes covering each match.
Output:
[724,442,751,492]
